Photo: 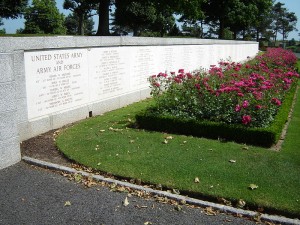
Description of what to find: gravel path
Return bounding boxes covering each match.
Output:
[0,162,257,225]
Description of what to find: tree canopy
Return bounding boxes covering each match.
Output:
[114,0,157,36]
[63,0,98,35]
[113,0,204,37]
[271,2,298,42]
[22,0,66,34]
[65,12,94,35]
[202,0,273,39]
[0,0,28,19]
[3,0,297,41]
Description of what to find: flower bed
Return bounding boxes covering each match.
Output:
[136,48,299,147]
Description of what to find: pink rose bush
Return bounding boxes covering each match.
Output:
[148,48,299,127]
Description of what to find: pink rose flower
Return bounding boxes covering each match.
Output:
[242,100,249,108]
[242,115,251,125]
[235,105,241,112]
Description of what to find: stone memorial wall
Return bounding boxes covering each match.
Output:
[0,36,258,169]
[24,49,89,119]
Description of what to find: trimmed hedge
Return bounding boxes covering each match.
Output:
[136,82,298,147]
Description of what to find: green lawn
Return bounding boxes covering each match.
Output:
[56,82,300,218]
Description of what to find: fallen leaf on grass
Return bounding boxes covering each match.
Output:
[166,136,173,140]
[218,197,232,206]
[236,199,246,208]
[109,127,123,132]
[99,130,105,132]
[163,139,168,144]
[249,184,258,190]
[242,145,249,150]
[172,189,180,195]
[194,177,200,183]
[123,197,129,206]
[64,201,71,206]
[229,159,236,163]
[155,183,162,190]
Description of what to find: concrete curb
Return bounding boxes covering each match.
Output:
[23,156,300,225]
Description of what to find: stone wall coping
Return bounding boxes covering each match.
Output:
[0,36,258,53]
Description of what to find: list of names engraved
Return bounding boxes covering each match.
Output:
[24,49,89,119]
[89,47,129,102]
[130,46,159,90]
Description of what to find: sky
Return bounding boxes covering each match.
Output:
[1,0,299,40]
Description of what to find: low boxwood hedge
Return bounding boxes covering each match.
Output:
[136,82,298,147]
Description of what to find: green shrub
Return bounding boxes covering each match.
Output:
[136,49,299,147]
[136,82,296,147]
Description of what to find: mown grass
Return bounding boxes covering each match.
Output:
[56,84,300,218]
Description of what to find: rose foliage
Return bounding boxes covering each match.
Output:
[148,48,299,128]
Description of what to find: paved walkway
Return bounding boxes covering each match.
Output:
[0,162,256,225]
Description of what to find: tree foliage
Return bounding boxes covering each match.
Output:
[202,0,273,39]
[111,0,204,36]
[0,28,5,34]
[149,9,175,37]
[114,0,202,37]
[114,0,156,36]
[271,2,297,42]
[0,0,28,19]
[22,0,66,34]
[65,12,94,35]
[9,0,297,41]
[63,0,98,35]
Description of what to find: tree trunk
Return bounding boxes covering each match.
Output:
[256,29,259,42]
[160,29,164,37]
[133,28,139,36]
[200,21,203,38]
[233,31,237,40]
[96,0,110,36]
[282,30,286,49]
[78,13,84,35]
[219,19,225,39]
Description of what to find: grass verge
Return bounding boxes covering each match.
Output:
[56,82,300,218]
